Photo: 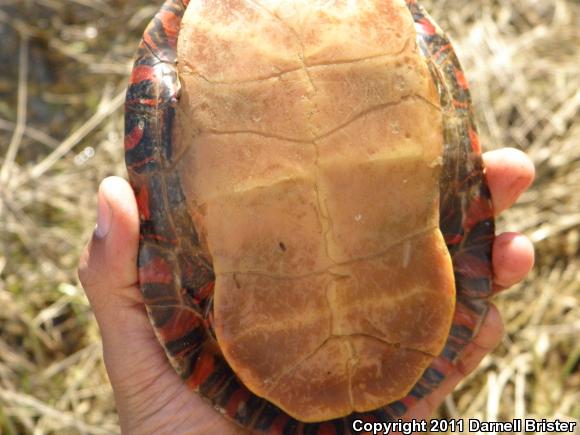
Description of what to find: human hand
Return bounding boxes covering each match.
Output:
[78,147,534,434]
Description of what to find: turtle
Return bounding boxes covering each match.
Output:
[124,0,495,432]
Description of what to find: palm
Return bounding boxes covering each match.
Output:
[95,285,244,433]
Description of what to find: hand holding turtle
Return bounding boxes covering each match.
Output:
[78,147,534,434]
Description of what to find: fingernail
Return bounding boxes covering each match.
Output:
[95,188,112,239]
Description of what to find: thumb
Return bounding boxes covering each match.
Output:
[78,177,193,429]
[78,176,141,315]
[78,176,159,371]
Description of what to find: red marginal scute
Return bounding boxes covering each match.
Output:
[225,388,251,419]
[160,9,181,50]
[444,233,463,246]
[197,281,214,302]
[454,67,469,90]
[143,4,182,54]
[469,127,482,153]
[130,64,155,85]
[452,99,470,109]
[433,43,451,62]
[159,310,201,347]
[429,355,454,378]
[398,394,418,411]
[186,345,215,389]
[125,97,158,107]
[418,17,436,36]
[140,255,173,284]
[454,302,480,329]
[271,414,291,434]
[464,196,493,231]
[136,185,151,220]
[142,19,160,52]
[125,122,144,151]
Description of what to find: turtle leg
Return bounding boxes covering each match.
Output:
[381,1,496,418]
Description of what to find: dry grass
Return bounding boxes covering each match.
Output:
[0,0,578,433]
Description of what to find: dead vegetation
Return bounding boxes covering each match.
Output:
[0,0,578,433]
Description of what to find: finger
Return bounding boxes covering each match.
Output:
[77,177,167,387]
[483,148,535,216]
[78,176,143,331]
[405,304,504,419]
[493,232,535,291]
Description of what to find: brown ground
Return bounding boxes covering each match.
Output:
[0,0,578,433]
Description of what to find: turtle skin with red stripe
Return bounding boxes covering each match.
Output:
[124,0,494,433]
